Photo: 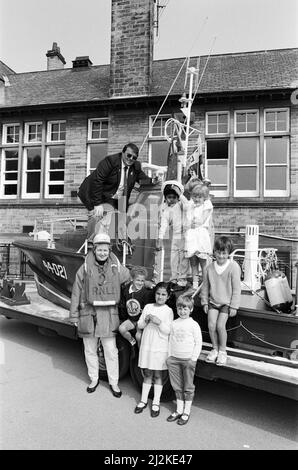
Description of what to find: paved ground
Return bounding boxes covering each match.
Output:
[0,316,297,450]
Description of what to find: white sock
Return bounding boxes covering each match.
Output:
[140,382,152,404]
[192,275,199,289]
[153,384,163,407]
[184,400,192,415]
[176,399,184,414]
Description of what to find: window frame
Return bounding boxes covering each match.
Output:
[233,137,259,197]
[47,120,66,143]
[234,109,259,135]
[44,146,65,199]
[2,123,20,145]
[87,118,109,141]
[87,118,109,175]
[205,138,230,198]
[206,111,229,136]
[21,147,42,199]
[24,121,43,144]
[0,148,19,199]
[264,136,290,197]
[148,114,171,170]
[264,108,290,134]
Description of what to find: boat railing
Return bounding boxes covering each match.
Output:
[230,247,278,286]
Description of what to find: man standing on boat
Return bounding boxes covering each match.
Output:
[78,143,157,239]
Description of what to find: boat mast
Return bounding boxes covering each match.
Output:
[177,65,199,183]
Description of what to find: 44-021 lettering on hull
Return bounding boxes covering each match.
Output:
[42,260,68,279]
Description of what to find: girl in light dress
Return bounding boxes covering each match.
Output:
[134,282,174,418]
[184,184,214,289]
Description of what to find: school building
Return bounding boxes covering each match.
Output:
[0,0,297,285]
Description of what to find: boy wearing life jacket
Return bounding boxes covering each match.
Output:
[69,232,130,397]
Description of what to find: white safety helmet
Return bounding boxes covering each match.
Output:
[161,179,184,198]
[93,232,111,245]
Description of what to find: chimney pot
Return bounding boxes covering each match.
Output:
[46,42,66,70]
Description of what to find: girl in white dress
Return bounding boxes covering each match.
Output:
[184,184,214,289]
[134,282,174,417]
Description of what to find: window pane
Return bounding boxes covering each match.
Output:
[266,166,287,190]
[236,138,257,165]
[4,184,17,195]
[207,123,218,134]
[90,143,108,169]
[49,171,64,181]
[49,185,64,195]
[276,111,287,131]
[5,160,18,171]
[266,138,288,164]
[208,115,217,124]
[5,150,18,171]
[6,125,19,143]
[236,167,257,190]
[49,147,65,169]
[207,160,228,185]
[27,173,40,193]
[28,124,42,142]
[27,148,41,169]
[151,120,163,136]
[206,140,229,159]
[247,121,257,132]
[218,123,228,133]
[236,122,246,133]
[151,141,169,166]
[6,172,18,180]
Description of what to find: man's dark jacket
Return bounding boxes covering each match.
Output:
[78,153,150,210]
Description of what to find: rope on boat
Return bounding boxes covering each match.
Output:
[202,321,297,352]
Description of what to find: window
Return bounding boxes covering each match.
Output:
[88,119,108,140]
[2,123,20,144]
[264,137,289,196]
[25,122,42,143]
[235,111,258,134]
[87,119,109,174]
[1,149,19,197]
[264,108,289,133]
[47,121,66,142]
[21,147,42,198]
[87,143,108,174]
[45,146,65,197]
[206,112,229,135]
[206,139,229,196]
[148,115,171,168]
[234,138,259,196]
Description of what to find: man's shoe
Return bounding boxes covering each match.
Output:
[177,413,190,425]
[86,379,99,393]
[151,405,160,418]
[134,402,148,414]
[167,412,182,422]
[109,385,122,398]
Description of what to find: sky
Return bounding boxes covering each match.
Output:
[0,0,297,73]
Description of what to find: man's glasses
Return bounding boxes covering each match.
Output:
[126,153,138,160]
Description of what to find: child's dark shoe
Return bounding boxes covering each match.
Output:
[167,412,182,422]
[151,404,160,418]
[134,402,147,414]
[177,413,190,425]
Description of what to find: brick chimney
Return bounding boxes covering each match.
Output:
[46,42,66,70]
[110,0,154,98]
